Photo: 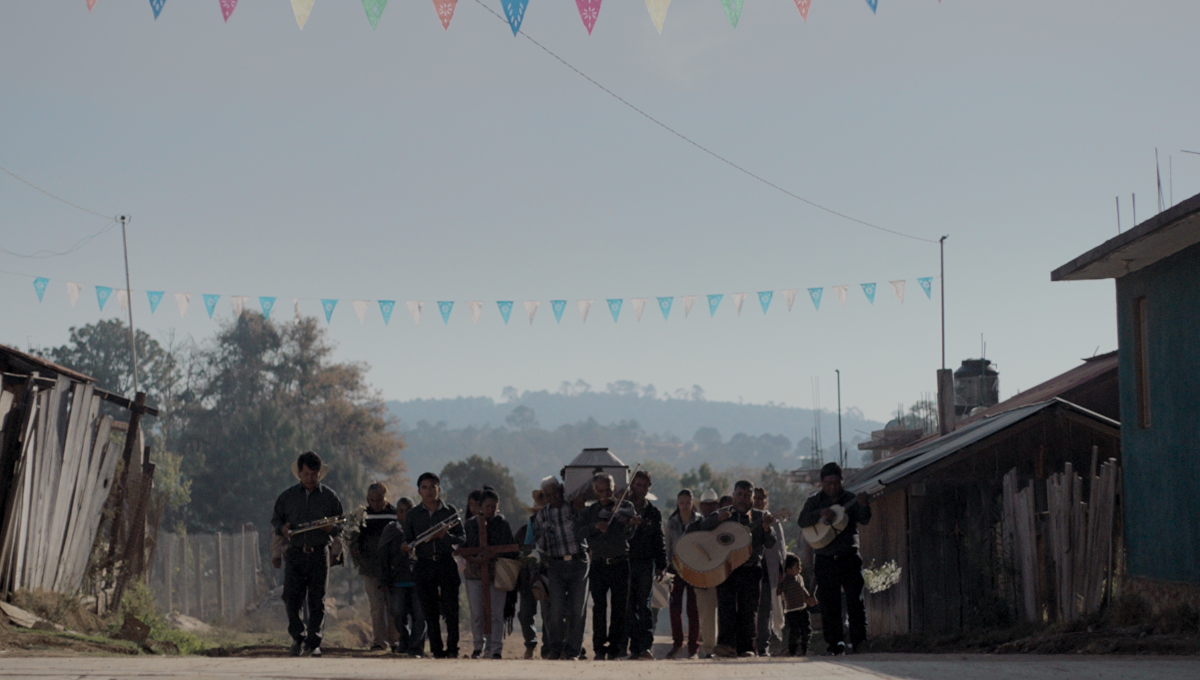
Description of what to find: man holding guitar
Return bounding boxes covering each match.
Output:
[798,462,871,656]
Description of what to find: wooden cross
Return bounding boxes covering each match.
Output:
[453,515,519,635]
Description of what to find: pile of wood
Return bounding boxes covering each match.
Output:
[1045,456,1120,619]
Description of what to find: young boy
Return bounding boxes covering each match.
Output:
[777,553,817,657]
[379,497,426,656]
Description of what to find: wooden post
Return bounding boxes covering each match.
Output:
[195,535,204,621]
[166,534,174,612]
[217,532,226,621]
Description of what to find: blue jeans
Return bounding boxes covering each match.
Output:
[627,560,656,655]
[545,558,589,658]
[387,585,426,655]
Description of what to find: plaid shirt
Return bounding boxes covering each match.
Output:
[532,502,587,557]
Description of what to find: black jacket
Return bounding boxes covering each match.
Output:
[355,503,396,577]
[798,489,871,557]
[403,500,466,559]
[463,514,518,580]
[628,500,667,571]
[271,483,344,549]
[697,507,777,570]
[378,521,416,585]
[578,500,636,560]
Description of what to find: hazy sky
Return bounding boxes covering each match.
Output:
[2,1,1197,423]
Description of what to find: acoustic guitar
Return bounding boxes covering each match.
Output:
[671,509,790,589]
[801,498,858,549]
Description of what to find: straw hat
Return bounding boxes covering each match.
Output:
[291,460,330,482]
[699,488,719,502]
[525,489,546,514]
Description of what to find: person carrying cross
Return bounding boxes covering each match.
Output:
[460,488,519,659]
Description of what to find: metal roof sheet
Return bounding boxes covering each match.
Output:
[564,447,627,469]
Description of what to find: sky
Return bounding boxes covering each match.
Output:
[2,1,1198,424]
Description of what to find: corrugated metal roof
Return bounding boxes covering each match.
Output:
[0,343,95,384]
[845,398,1118,496]
[564,447,626,468]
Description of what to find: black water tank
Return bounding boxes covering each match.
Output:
[953,358,999,416]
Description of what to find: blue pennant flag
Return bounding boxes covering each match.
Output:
[260,296,276,320]
[202,293,220,318]
[707,294,723,317]
[96,286,113,311]
[551,300,567,323]
[33,277,49,302]
[918,277,933,299]
[861,283,877,305]
[497,301,513,324]
[379,300,395,325]
[658,296,673,320]
[607,299,623,322]
[321,299,338,323]
[808,287,823,310]
[438,301,454,324]
[865,0,878,13]
[501,0,528,35]
[758,291,773,314]
[147,290,164,313]
[149,0,166,19]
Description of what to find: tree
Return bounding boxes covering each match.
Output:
[680,463,730,499]
[505,405,539,430]
[439,455,523,523]
[37,319,180,410]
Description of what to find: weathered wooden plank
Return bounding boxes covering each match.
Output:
[52,391,101,591]
[41,383,90,590]
[60,415,116,590]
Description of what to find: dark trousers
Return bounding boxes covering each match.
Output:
[784,609,812,656]
[283,546,328,648]
[518,575,543,649]
[668,572,699,651]
[388,586,426,655]
[716,564,762,655]
[627,560,656,655]
[814,553,866,651]
[589,558,630,657]
[545,558,589,658]
[415,557,461,657]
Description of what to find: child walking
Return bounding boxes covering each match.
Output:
[778,553,817,656]
[379,497,426,656]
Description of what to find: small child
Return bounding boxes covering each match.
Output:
[379,497,426,656]
[777,553,817,656]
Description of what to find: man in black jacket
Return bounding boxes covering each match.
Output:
[577,473,638,660]
[354,482,396,651]
[403,472,466,659]
[797,462,871,655]
[626,470,666,660]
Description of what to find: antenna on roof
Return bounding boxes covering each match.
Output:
[1115,196,1121,234]
[1156,148,1165,213]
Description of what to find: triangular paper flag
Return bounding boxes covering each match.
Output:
[116,289,129,313]
[67,282,82,307]
[33,277,49,302]
[149,0,166,20]
[721,0,743,28]
[501,0,528,35]
[758,291,773,314]
[219,0,238,22]
[362,0,387,29]
[707,294,723,317]
[645,0,670,34]
[524,300,540,324]
[291,0,315,29]
[861,283,877,305]
[231,295,248,316]
[731,292,748,316]
[890,280,906,303]
[833,285,849,307]
[438,301,454,324]
[407,301,424,324]
[865,0,878,14]
[468,301,483,325]
[681,295,697,317]
[631,298,647,321]
[657,296,673,320]
[379,300,395,324]
[576,0,602,35]
[147,291,164,314]
[577,299,593,323]
[87,0,97,11]
[782,288,798,311]
[497,301,514,324]
[551,300,566,323]
[794,0,810,21]
[96,286,113,311]
[432,0,457,30]
[321,299,338,323]
[203,294,220,318]
[175,292,191,317]
[607,299,623,322]
[918,277,933,299]
[808,287,823,310]
[353,300,369,324]
[260,296,276,320]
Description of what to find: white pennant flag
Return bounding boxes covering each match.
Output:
[782,288,798,312]
[890,280,906,303]
[577,299,593,324]
[353,300,369,324]
[468,301,483,325]
[67,282,82,307]
[631,298,647,321]
[524,300,540,325]
[294,299,302,324]
[291,0,315,29]
[731,292,748,316]
[645,0,671,34]
[231,296,248,316]
[834,285,849,307]
[175,292,191,317]
[116,289,129,313]
[681,295,697,317]
[407,301,423,325]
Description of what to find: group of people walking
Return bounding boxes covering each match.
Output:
[271,451,871,660]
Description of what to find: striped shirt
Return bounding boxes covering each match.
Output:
[532,502,587,557]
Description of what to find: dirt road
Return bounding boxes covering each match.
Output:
[0,655,1196,680]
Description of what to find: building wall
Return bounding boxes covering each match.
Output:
[857,490,908,635]
[1116,241,1200,584]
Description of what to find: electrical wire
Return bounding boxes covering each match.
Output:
[0,217,119,260]
[470,0,938,244]
[0,163,117,221]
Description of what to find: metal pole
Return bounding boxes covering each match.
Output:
[836,369,844,469]
[939,236,948,370]
[120,216,140,395]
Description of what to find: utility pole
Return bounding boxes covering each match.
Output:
[120,215,140,395]
[836,369,844,469]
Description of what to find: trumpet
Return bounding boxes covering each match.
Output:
[289,514,349,536]
[409,514,462,550]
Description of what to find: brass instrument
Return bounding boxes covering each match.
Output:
[289,514,349,536]
[408,514,462,551]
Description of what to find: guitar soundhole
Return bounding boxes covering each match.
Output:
[717,534,733,546]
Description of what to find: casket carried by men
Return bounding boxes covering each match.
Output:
[560,448,629,502]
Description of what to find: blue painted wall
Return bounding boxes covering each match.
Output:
[1116,241,1200,584]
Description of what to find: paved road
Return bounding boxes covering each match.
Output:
[0,655,1196,680]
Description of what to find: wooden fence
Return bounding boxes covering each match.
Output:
[148,530,262,622]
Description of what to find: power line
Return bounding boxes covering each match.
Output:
[0,163,117,221]
[0,217,118,259]
[470,0,938,245]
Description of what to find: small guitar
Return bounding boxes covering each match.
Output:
[801,498,858,549]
